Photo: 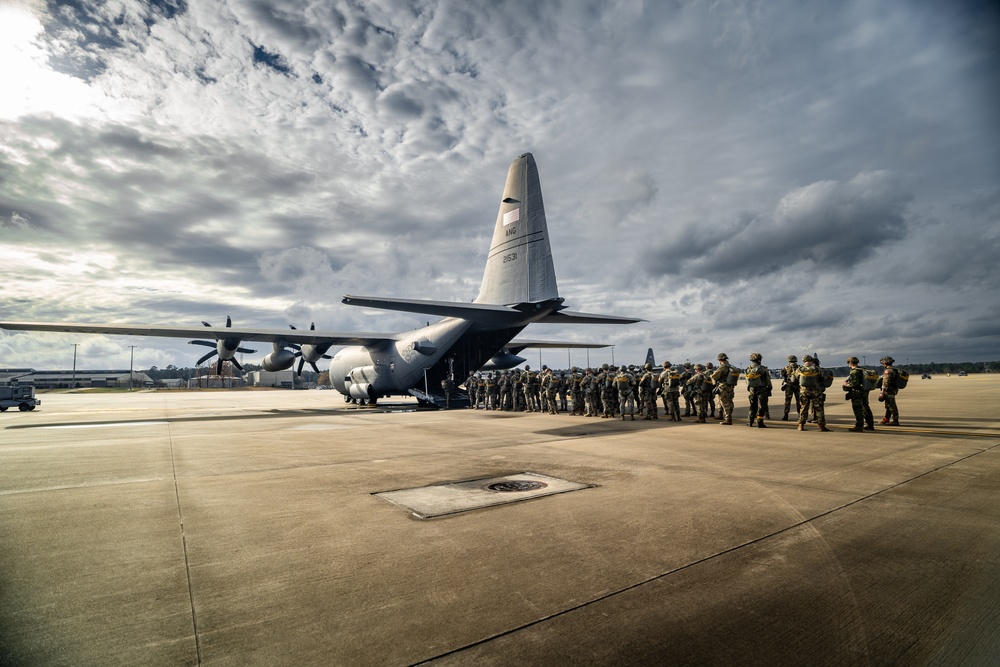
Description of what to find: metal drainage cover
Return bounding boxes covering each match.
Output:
[374,472,591,519]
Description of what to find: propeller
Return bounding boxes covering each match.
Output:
[188,316,257,375]
[288,322,333,376]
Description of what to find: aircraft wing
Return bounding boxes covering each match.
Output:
[505,339,610,354]
[0,321,398,347]
[342,295,523,325]
[533,310,646,324]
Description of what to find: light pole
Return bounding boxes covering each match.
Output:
[128,345,136,391]
[72,343,78,389]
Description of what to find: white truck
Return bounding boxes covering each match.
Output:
[0,384,40,411]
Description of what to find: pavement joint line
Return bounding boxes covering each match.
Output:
[169,421,202,666]
[410,441,1000,666]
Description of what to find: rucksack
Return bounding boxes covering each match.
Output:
[799,366,820,388]
[895,369,909,390]
[862,369,879,391]
[820,367,834,388]
[744,365,765,388]
[726,366,741,386]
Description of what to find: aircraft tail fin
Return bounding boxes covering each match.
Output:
[475,153,558,306]
[645,348,655,367]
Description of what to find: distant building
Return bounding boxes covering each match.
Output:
[0,369,153,389]
[250,370,295,388]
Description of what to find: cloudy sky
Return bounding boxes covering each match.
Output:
[1,0,998,373]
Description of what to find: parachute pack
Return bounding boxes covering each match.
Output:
[744,365,766,388]
[798,366,821,388]
[821,368,834,388]
[726,367,741,386]
[862,369,879,391]
[667,369,681,388]
[895,369,909,390]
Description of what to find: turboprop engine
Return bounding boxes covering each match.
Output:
[262,344,296,371]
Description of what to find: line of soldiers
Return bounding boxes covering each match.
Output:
[462,354,904,431]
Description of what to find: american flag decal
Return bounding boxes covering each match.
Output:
[503,207,520,226]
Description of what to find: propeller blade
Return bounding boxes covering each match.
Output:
[231,358,244,372]
[216,358,224,375]
[189,340,216,348]
[236,347,256,354]
[202,321,212,327]
[226,316,232,328]
[296,357,305,377]
[309,361,320,374]
[197,350,217,366]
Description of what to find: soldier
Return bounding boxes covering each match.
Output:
[615,366,636,420]
[659,361,682,421]
[512,369,525,412]
[780,355,801,420]
[877,356,901,425]
[440,374,453,408]
[582,368,598,416]
[483,372,496,410]
[521,365,538,412]
[686,364,711,423]
[745,352,772,428]
[705,362,717,418]
[558,372,569,412]
[795,355,829,431]
[600,364,616,418]
[465,372,478,409]
[539,365,550,413]
[498,371,511,411]
[638,362,658,419]
[680,362,697,417]
[544,368,559,414]
[710,353,735,425]
[843,357,867,432]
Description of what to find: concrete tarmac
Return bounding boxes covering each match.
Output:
[1,376,999,666]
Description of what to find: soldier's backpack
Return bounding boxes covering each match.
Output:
[726,366,741,386]
[667,369,681,388]
[744,365,765,388]
[895,369,909,390]
[862,369,879,391]
[798,365,820,388]
[820,367,834,388]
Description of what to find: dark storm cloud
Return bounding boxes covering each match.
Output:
[641,171,912,284]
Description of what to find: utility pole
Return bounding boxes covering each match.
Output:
[128,345,136,391]
[72,343,78,389]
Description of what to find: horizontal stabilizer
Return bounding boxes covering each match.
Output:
[534,310,646,325]
[0,321,397,347]
[505,339,611,354]
[342,295,526,326]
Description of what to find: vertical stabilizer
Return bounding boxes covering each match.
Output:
[475,153,559,305]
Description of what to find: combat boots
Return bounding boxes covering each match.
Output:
[719,419,732,425]
[757,419,766,428]
[819,423,831,432]
[848,426,863,432]
[781,412,789,421]
[890,420,900,426]
[797,423,805,431]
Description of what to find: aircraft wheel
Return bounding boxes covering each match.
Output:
[0,406,7,412]
[28,405,36,411]
[19,403,30,411]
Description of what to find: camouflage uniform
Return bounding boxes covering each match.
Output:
[522,366,539,412]
[558,373,569,412]
[569,367,585,415]
[795,356,829,431]
[544,369,559,414]
[686,364,711,423]
[744,353,772,428]
[680,363,697,417]
[498,372,512,411]
[637,363,658,419]
[512,371,525,411]
[780,356,801,420]
[704,362,717,418]
[600,365,617,418]
[484,372,498,410]
[710,353,735,425]
[659,362,681,421]
[582,368,599,416]
[465,373,478,409]
[843,357,867,432]
[615,368,636,420]
[877,356,901,425]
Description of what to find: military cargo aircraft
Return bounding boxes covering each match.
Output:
[1,153,641,407]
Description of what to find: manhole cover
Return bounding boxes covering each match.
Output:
[486,480,548,492]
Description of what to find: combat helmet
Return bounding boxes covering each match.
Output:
[787,355,797,362]
[802,354,815,363]
[880,356,894,365]
[749,352,762,363]
[717,353,728,361]
[644,362,652,370]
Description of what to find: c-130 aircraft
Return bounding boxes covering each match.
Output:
[1,153,642,407]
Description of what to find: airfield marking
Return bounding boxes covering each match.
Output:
[410,441,1000,665]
